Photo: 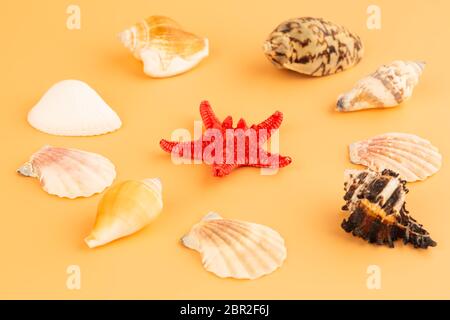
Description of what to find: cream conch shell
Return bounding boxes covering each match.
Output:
[118,16,209,78]
[263,17,364,76]
[18,145,116,199]
[85,178,163,248]
[28,80,122,136]
[337,60,425,112]
[182,213,287,280]
[349,132,442,182]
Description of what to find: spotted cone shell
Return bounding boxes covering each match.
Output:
[263,17,364,76]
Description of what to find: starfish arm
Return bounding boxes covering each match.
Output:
[160,139,178,153]
[248,149,292,168]
[277,155,293,168]
[253,111,284,143]
[212,163,241,177]
[236,118,248,129]
[160,139,208,160]
[200,101,221,129]
[222,116,233,129]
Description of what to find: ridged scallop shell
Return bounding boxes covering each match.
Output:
[18,145,116,199]
[349,133,442,182]
[28,80,122,136]
[118,15,209,77]
[182,213,287,280]
[263,17,364,76]
[342,169,436,248]
[337,61,425,112]
[85,178,163,248]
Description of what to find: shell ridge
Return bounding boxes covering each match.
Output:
[370,134,439,151]
[209,221,284,264]
[368,145,440,173]
[203,224,258,278]
[52,149,113,196]
[213,220,286,250]
[198,226,240,278]
[364,152,418,180]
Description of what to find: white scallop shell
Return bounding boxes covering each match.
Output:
[182,212,287,280]
[28,80,122,136]
[349,133,442,182]
[337,60,425,112]
[18,145,116,198]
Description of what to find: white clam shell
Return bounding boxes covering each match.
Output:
[337,60,425,112]
[18,145,116,199]
[182,212,287,280]
[28,80,122,136]
[349,133,442,182]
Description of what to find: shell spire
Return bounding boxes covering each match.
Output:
[337,60,425,112]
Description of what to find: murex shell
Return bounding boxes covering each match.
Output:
[119,15,209,77]
[182,213,287,280]
[85,178,163,248]
[341,169,436,248]
[18,145,116,199]
[349,132,442,182]
[263,17,364,76]
[28,80,122,136]
[337,60,425,112]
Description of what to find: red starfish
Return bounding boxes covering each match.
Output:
[160,101,292,177]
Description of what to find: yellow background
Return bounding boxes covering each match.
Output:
[1,0,449,299]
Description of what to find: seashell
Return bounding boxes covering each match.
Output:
[263,17,364,76]
[85,178,163,248]
[341,169,436,248]
[349,132,442,182]
[28,80,122,136]
[118,15,209,78]
[182,212,287,280]
[17,145,116,199]
[337,60,425,112]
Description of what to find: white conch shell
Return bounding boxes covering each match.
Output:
[337,60,425,112]
[85,178,163,248]
[118,15,209,77]
[182,213,287,280]
[349,133,442,182]
[18,145,116,198]
[28,80,122,136]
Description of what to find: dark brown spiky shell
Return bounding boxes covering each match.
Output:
[341,169,436,249]
[263,17,364,76]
